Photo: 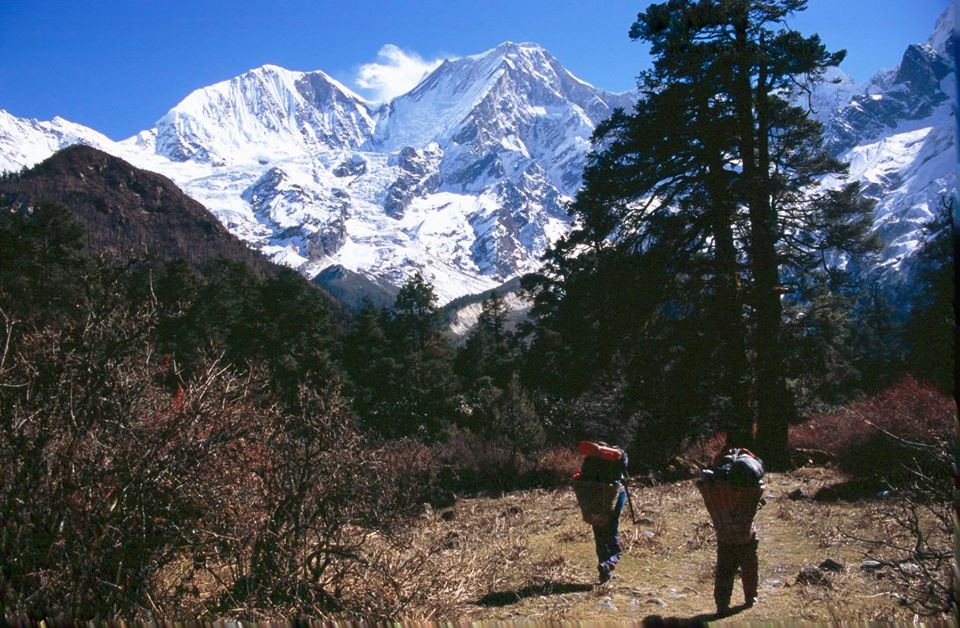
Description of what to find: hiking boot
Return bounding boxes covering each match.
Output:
[716,601,730,616]
[745,596,757,607]
[598,563,612,583]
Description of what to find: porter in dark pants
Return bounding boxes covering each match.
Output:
[697,476,764,615]
[715,533,759,612]
[578,449,628,583]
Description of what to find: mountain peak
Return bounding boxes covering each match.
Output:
[372,40,631,154]
[467,41,561,77]
[489,41,550,56]
[153,63,374,164]
[250,62,288,74]
[928,4,955,54]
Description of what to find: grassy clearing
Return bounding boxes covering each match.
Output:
[382,466,952,623]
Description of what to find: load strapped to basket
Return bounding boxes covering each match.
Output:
[572,441,625,526]
[697,448,765,544]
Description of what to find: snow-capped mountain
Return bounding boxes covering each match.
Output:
[372,42,631,196]
[0,42,631,304]
[0,9,955,308]
[153,65,376,165]
[364,42,633,282]
[823,6,956,280]
[0,110,117,173]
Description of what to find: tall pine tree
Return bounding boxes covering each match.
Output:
[456,290,515,390]
[533,0,876,468]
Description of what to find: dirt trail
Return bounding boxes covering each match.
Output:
[459,468,927,623]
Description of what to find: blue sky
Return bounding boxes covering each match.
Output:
[0,0,952,140]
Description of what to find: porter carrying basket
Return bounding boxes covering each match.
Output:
[697,480,764,544]
[573,478,622,526]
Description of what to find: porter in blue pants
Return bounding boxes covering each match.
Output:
[593,485,626,582]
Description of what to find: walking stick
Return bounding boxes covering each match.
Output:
[623,478,638,524]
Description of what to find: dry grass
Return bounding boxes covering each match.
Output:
[357,466,954,623]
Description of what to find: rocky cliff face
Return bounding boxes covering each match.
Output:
[822,9,956,282]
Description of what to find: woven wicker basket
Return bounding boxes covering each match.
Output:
[573,478,622,526]
[697,480,764,544]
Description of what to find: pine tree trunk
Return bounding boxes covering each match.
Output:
[702,99,751,442]
[733,16,792,469]
[712,203,752,443]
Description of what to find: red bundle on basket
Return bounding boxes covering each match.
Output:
[697,480,764,544]
[578,441,623,461]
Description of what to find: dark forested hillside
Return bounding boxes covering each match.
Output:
[0,145,278,276]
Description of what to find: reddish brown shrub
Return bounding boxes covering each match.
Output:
[789,377,955,479]
[0,294,423,621]
[679,431,730,469]
[431,428,530,493]
[368,437,443,512]
[534,447,581,485]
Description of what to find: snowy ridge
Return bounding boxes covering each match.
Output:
[796,66,861,127]
[154,65,375,165]
[0,110,116,173]
[0,11,955,307]
[824,4,956,280]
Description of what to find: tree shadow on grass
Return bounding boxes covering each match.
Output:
[813,477,890,502]
[475,582,595,607]
[643,602,752,627]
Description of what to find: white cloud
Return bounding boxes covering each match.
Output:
[354,44,446,103]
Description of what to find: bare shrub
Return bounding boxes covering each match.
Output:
[194,383,428,620]
[0,282,423,621]
[0,292,241,618]
[791,380,954,615]
[432,428,535,494]
[789,377,954,481]
[679,431,729,469]
[534,447,581,486]
[837,445,953,615]
[422,432,584,497]
[370,437,442,508]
